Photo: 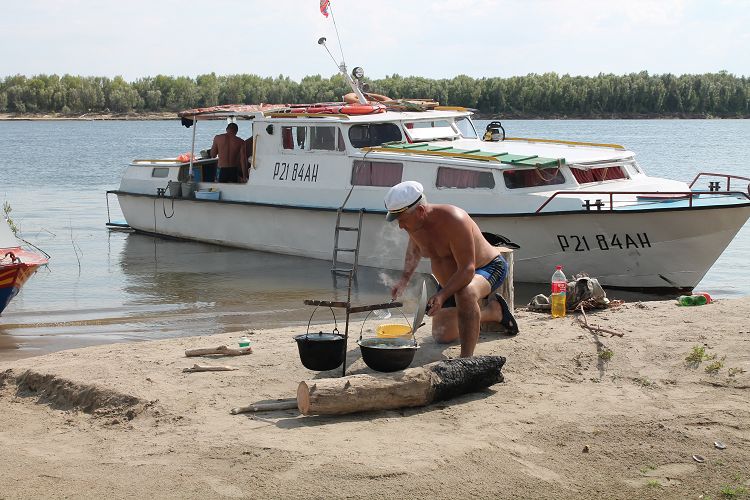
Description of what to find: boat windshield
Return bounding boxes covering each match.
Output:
[348,123,403,148]
[404,120,459,142]
[455,117,478,139]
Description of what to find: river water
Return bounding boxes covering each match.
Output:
[1,118,748,360]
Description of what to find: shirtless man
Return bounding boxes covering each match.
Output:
[386,181,518,357]
[210,123,248,183]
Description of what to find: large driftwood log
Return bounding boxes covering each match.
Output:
[185,346,253,357]
[297,355,505,415]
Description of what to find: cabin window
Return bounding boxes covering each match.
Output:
[152,167,170,178]
[307,126,346,152]
[351,160,403,187]
[281,126,307,151]
[348,123,402,148]
[503,168,566,189]
[310,126,335,151]
[436,167,495,189]
[570,166,628,184]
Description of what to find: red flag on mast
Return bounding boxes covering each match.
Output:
[320,0,330,17]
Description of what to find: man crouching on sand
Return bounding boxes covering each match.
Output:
[386,181,518,357]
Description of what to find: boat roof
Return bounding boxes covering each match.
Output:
[177,104,472,121]
[176,104,632,163]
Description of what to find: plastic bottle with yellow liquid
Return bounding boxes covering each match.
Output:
[551,266,567,318]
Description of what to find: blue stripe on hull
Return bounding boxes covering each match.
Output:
[0,286,19,315]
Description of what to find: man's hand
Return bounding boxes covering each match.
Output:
[391,277,410,300]
[425,292,445,316]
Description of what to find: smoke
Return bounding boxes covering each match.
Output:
[378,271,396,288]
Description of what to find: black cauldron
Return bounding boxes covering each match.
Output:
[294,331,346,371]
[357,337,419,372]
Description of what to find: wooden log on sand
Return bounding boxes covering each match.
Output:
[297,356,505,416]
[182,364,238,373]
[230,399,299,415]
[185,346,253,357]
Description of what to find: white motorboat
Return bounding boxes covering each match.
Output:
[109,95,750,292]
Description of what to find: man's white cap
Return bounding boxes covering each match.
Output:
[384,181,424,221]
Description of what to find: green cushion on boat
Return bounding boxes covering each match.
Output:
[511,156,563,167]
[499,154,537,163]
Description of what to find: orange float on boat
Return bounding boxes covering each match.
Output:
[340,103,386,115]
[288,103,385,115]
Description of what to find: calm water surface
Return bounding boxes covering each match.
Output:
[1,119,748,360]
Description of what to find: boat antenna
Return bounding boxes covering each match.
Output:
[317,37,367,105]
[328,2,346,69]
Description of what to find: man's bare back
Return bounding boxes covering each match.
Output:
[210,124,248,182]
[406,204,500,286]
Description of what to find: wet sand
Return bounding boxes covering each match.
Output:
[1,298,749,499]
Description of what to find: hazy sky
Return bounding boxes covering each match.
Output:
[2,0,747,81]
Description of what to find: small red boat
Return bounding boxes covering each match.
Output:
[0,217,48,315]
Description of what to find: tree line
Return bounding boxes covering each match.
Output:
[1,71,748,117]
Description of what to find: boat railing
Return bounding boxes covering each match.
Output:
[535,190,750,213]
[689,172,750,194]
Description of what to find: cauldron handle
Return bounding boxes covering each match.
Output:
[305,306,338,339]
[358,307,411,342]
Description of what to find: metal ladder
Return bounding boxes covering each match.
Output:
[331,187,364,278]
[331,208,364,278]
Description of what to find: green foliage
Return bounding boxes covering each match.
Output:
[0,72,748,116]
[686,345,711,364]
[599,349,614,361]
[720,484,747,497]
[2,201,18,235]
[705,360,724,374]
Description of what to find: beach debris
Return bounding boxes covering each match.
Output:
[182,364,238,373]
[692,454,705,463]
[231,398,298,415]
[582,445,590,453]
[185,346,253,357]
[575,305,624,337]
[297,355,505,416]
[714,441,727,450]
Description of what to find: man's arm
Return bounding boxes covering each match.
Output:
[240,142,249,182]
[210,136,219,159]
[427,212,476,314]
[391,237,422,299]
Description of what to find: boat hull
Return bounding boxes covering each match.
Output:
[0,254,45,314]
[117,193,750,291]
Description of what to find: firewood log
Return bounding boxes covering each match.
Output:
[185,346,253,357]
[297,355,505,415]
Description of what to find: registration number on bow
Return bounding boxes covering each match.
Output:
[557,233,651,252]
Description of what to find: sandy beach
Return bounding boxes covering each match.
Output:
[1,298,749,499]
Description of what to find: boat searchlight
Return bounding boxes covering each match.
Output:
[317,36,367,105]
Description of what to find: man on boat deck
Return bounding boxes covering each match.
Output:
[210,123,248,183]
[386,181,519,357]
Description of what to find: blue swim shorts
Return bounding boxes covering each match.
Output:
[436,255,507,308]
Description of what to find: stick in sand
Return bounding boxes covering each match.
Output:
[182,364,238,373]
[576,305,624,337]
[185,346,253,357]
[230,399,298,415]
